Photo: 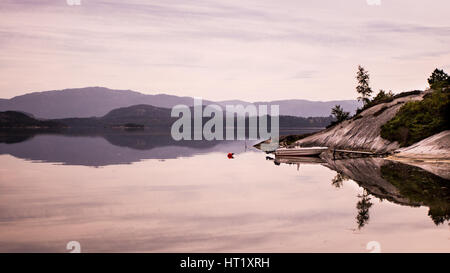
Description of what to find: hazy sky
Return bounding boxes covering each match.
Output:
[1,0,449,101]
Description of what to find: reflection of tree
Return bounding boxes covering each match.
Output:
[331,172,349,188]
[356,189,373,230]
[325,158,450,227]
[428,208,450,226]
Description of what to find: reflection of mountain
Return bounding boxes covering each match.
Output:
[0,131,254,166]
[322,156,450,226]
[0,125,321,166]
[0,111,64,129]
[0,131,36,144]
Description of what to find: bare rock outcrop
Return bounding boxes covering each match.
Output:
[387,130,450,179]
[394,130,450,160]
[295,92,426,153]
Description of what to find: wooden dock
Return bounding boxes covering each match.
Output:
[332,148,388,159]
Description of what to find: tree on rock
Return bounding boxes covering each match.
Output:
[356,65,373,106]
[331,105,350,123]
[428,68,450,90]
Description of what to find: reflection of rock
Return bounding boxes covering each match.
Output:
[381,162,450,225]
[323,156,415,206]
[322,154,450,225]
[387,130,450,180]
[386,159,450,180]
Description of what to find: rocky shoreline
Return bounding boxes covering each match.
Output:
[290,89,449,161]
[293,91,427,153]
[256,88,449,169]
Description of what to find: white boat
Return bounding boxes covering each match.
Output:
[274,155,326,164]
[275,147,328,157]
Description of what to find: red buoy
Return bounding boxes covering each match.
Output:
[227,153,234,159]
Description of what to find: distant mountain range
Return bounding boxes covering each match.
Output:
[0,104,334,132]
[55,104,175,129]
[0,87,361,119]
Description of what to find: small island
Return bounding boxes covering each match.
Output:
[0,111,65,129]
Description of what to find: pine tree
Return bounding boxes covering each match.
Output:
[356,65,373,106]
[331,105,349,123]
[427,68,450,89]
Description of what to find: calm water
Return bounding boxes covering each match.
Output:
[0,131,449,252]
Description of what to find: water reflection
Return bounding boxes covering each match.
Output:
[380,161,450,225]
[271,155,450,227]
[0,128,315,166]
[331,172,349,189]
[356,190,373,230]
[0,131,250,166]
[0,131,448,252]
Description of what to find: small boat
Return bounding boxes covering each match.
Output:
[273,155,326,170]
[275,146,328,157]
[274,155,326,164]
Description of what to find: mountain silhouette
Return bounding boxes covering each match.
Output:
[0,87,360,119]
[0,111,64,128]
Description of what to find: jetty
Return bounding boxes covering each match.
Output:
[332,148,389,159]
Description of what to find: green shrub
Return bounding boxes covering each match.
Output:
[354,90,422,116]
[380,89,450,146]
[428,68,450,90]
[371,90,394,104]
[331,105,350,123]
